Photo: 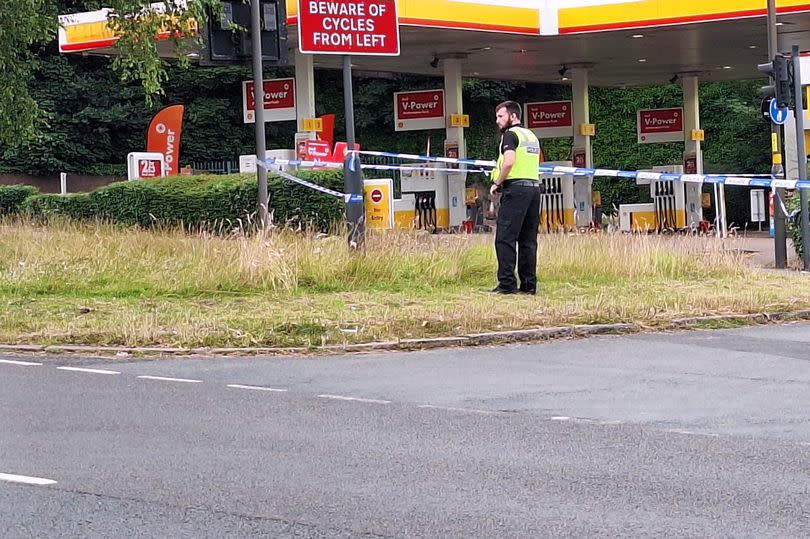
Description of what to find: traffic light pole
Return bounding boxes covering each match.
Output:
[768,0,788,268]
[343,55,365,249]
[792,45,810,270]
[251,0,269,228]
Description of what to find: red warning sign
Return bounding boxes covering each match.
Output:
[298,0,401,56]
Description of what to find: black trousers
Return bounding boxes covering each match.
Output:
[495,183,542,291]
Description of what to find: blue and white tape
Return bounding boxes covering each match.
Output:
[352,150,810,191]
[359,150,496,168]
[260,150,810,203]
[263,165,346,200]
[263,158,487,175]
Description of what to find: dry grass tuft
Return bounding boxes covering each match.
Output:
[0,218,807,347]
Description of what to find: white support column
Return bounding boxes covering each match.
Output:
[295,49,317,139]
[571,66,592,228]
[681,74,706,230]
[443,57,467,229]
[443,58,466,161]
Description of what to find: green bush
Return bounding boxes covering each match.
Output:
[0,185,38,215]
[787,192,807,258]
[20,170,346,231]
[21,192,95,220]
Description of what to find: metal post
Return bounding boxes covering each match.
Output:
[768,0,788,267]
[250,0,269,228]
[792,45,810,270]
[343,55,364,248]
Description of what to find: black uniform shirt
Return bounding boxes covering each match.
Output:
[500,129,520,155]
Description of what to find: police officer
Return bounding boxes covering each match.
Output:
[489,100,542,295]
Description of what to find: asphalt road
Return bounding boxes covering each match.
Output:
[2,323,809,538]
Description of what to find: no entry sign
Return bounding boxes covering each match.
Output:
[298,0,400,55]
[525,101,573,139]
[637,107,684,143]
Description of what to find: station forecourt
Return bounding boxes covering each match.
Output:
[58,0,810,233]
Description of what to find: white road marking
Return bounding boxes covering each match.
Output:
[227,384,287,392]
[137,375,202,383]
[57,366,120,375]
[418,404,500,415]
[318,394,391,404]
[0,359,42,366]
[665,429,720,438]
[552,416,624,425]
[0,473,57,486]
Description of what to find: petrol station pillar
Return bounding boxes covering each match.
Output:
[443,56,468,229]
[571,65,593,227]
[681,73,707,229]
[295,49,318,139]
[443,56,467,162]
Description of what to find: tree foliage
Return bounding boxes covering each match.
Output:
[0,0,57,144]
[0,0,219,147]
[105,0,220,104]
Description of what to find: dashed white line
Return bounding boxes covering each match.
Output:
[0,473,57,486]
[227,384,287,392]
[318,394,391,404]
[137,375,202,383]
[664,429,720,438]
[0,359,42,366]
[551,416,624,426]
[57,366,120,375]
[418,404,500,415]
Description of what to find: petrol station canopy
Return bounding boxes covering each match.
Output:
[59,1,810,86]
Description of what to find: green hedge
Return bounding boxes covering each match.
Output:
[18,171,346,231]
[787,192,807,258]
[0,185,38,215]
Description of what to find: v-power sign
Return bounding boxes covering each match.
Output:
[298,0,401,55]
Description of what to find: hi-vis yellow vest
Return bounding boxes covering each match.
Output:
[492,126,541,182]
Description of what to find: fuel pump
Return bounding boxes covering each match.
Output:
[413,191,437,231]
[539,161,575,232]
[619,165,702,232]
[653,178,678,231]
[400,163,465,231]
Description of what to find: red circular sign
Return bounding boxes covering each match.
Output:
[370,189,383,203]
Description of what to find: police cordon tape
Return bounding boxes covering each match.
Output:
[260,160,486,203]
[261,163,346,200]
[354,150,810,191]
[262,150,810,197]
[261,158,489,176]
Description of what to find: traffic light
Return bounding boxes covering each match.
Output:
[200,0,288,66]
[758,55,792,109]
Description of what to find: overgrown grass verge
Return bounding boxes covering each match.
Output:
[1,217,808,348]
